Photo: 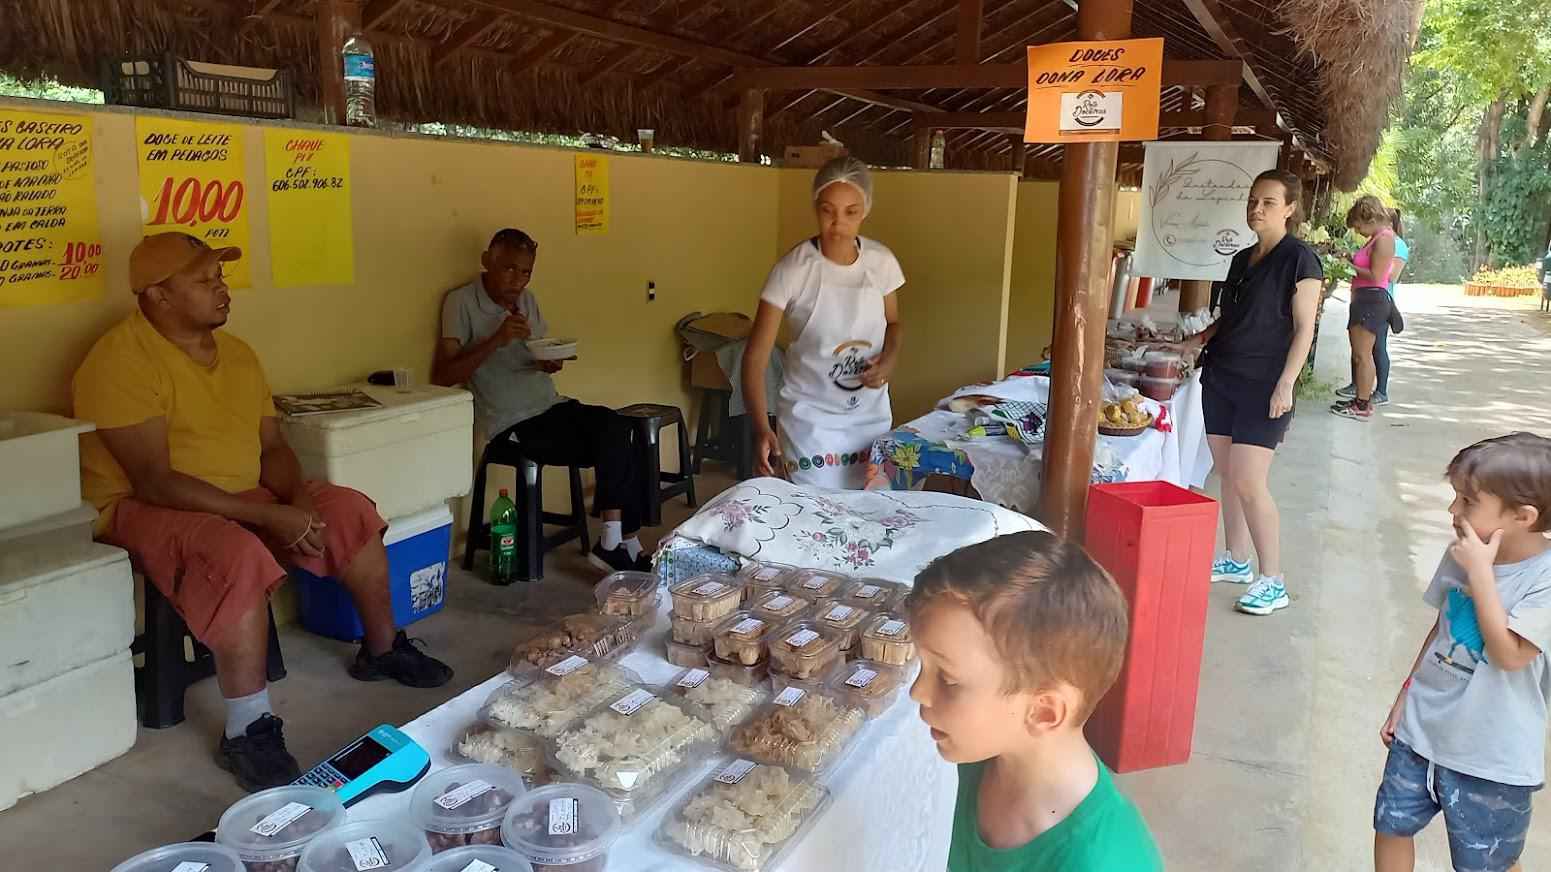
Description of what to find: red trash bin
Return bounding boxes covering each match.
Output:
[1082,480,1217,772]
[1134,276,1155,309]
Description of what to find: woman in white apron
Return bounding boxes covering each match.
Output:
[741,157,905,488]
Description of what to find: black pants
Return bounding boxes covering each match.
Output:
[499,400,645,533]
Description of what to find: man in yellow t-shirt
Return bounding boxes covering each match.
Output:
[73,233,452,792]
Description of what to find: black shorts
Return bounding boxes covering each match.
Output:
[1348,287,1392,335]
[1202,372,1291,449]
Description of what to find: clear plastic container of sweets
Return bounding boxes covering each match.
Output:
[839,578,905,610]
[706,652,770,687]
[670,574,744,623]
[421,844,534,872]
[813,602,869,653]
[737,562,796,605]
[549,688,720,820]
[785,569,847,603]
[1143,350,1184,379]
[481,658,643,738]
[112,843,246,872]
[297,819,430,872]
[508,612,644,673]
[1138,374,1179,401]
[216,785,348,872]
[767,620,842,680]
[454,722,550,786]
[713,611,773,666]
[750,590,810,625]
[666,637,711,668]
[728,688,865,773]
[1105,367,1141,388]
[657,760,833,872]
[501,783,622,872]
[594,571,658,618]
[410,763,528,853]
[827,659,906,718]
[859,613,916,667]
[670,667,768,733]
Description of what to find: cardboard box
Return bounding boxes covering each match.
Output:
[784,144,847,168]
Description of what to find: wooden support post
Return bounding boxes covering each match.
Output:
[913,126,933,170]
[1039,0,1132,539]
[737,89,765,163]
[956,0,984,65]
[1178,82,1237,313]
[1007,133,1025,173]
[317,0,362,125]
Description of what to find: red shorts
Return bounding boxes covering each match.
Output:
[106,482,386,647]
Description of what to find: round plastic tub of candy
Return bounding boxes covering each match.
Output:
[706,652,770,687]
[858,613,916,667]
[216,784,348,872]
[812,602,869,653]
[737,562,797,605]
[838,578,904,610]
[784,569,847,602]
[826,659,906,718]
[410,763,529,853]
[1143,350,1184,379]
[501,783,623,872]
[112,843,246,872]
[421,844,535,872]
[297,819,430,872]
[666,637,711,668]
[455,722,550,786]
[481,659,643,738]
[712,611,774,666]
[749,590,810,626]
[1138,375,1179,401]
[728,688,865,773]
[669,574,744,623]
[594,571,659,618]
[669,666,769,733]
[767,621,842,680]
[548,688,720,821]
[656,760,832,872]
[1104,367,1141,387]
[671,612,720,646]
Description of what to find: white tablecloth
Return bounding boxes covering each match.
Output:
[352,601,956,871]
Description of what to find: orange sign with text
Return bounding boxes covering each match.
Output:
[1024,38,1163,144]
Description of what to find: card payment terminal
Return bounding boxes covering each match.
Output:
[294,723,430,807]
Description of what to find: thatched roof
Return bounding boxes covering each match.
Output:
[0,0,1417,188]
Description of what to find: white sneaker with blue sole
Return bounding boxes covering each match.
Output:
[1236,576,1289,615]
[1211,554,1253,584]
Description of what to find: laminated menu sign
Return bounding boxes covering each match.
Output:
[574,154,608,235]
[136,116,252,288]
[1024,39,1163,143]
[264,129,355,287]
[0,109,103,307]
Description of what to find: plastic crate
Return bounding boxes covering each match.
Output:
[292,505,451,642]
[102,54,294,119]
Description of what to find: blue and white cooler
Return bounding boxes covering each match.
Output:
[292,505,454,642]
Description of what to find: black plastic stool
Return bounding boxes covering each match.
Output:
[616,403,696,527]
[691,388,775,481]
[462,434,590,582]
[133,575,285,730]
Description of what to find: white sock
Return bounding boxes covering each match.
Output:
[224,687,273,739]
[601,521,623,551]
[623,537,642,560]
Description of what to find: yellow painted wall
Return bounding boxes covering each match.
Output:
[774,168,1019,423]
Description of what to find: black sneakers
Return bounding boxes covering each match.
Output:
[348,630,454,688]
[218,714,302,792]
[588,542,636,573]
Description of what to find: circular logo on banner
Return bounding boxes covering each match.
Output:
[1212,228,1242,256]
[1070,91,1109,128]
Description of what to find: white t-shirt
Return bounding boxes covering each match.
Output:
[759,236,905,341]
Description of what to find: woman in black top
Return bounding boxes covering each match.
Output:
[1194,169,1323,617]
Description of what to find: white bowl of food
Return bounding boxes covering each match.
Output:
[527,338,577,360]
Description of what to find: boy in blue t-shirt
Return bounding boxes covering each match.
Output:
[906,531,1162,872]
[1374,433,1551,872]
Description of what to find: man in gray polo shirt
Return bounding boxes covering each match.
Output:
[434,228,648,572]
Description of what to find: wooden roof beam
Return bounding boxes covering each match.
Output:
[1178,0,1287,128]
[579,44,640,84]
[736,59,1242,92]
[362,0,412,30]
[432,14,508,67]
[692,0,870,99]
[957,0,984,64]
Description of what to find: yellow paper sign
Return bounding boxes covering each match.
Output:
[136,117,252,288]
[264,130,354,287]
[1024,38,1164,144]
[575,154,609,235]
[0,110,103,307]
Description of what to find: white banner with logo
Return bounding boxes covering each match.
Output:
[1132,141,1281,281]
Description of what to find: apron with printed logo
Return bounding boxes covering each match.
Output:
[778,245,893,489]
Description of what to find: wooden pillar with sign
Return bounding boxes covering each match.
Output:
[737,90,765,163]
[1031,4,1151,539]
[1007,133,1025,173]
[1177,82,1237,313]
[317,0,362,125]
[913,126,933,170]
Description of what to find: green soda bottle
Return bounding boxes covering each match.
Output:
[489,488,517,585]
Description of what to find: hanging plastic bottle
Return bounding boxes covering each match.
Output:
[929,129,946,170]
[489,488,517,585]
[342,32,376,128]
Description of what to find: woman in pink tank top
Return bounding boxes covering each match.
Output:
[1331,195,1397,421]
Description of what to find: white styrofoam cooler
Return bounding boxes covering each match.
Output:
[0,501,97,554]
[0,542,135,696]
[0,650,136,811]
[0,412,95,530]
[280,384,473,520]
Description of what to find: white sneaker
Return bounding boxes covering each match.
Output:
[1235,576,1290,616]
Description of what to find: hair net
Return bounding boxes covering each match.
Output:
[812,156,873,215]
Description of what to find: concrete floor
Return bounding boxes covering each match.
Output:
[6,284,1551,870]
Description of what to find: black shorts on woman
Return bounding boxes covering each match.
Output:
[1200,235,1324,450]
[1348,285,1392,335]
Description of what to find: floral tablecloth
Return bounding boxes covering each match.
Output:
[868,373,1211,513]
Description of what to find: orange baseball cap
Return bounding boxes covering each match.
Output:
[129,232,241,293]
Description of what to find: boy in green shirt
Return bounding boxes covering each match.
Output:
[906,531,1164,872]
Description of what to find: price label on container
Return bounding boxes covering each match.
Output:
[249,802,312,836]
[785,628,819,648]
[774,687,805,706]
[825,605,856,623]
[435,779,495,810]
[546,655,589,676]
[345,836,390,871]
[755,567,781,581]
[170,863,210,872]
[715,759,758,785]
[457,862,498,872]
[763,595,796,612]
[136,116,252,288]
[693,580,728,596]
[677,668,709,689]
[845,668,879,689]
[854,584,882,600]
[878,620,906,637]
[801,577,828,591]
[609,689,656,716]
[548,798,580,835]
[732,617,765,635]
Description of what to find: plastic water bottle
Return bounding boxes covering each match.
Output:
[342,33,376,128]
[929,130,946,169]
[489,488,517,585]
